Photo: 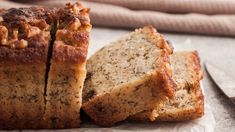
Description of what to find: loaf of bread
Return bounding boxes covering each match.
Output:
[128,51,204,121]
[43,2,91,128]
[0,7,54,129]
[82,26,175,126]
[0,1,91,129]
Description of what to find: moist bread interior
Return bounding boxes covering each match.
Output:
[83,31,162,102]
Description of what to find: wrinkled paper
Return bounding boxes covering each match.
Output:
[76,104,215,132]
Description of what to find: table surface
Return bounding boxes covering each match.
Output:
[90,27,235,132]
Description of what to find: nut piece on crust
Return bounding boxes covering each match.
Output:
[0,7,54,50]
[17,39,28,49]
[0,25,8,45]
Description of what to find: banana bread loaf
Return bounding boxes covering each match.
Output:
[128,51,204,121]
[82,26,175,126]
[0,1,91,129]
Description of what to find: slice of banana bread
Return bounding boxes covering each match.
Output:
[129,51,204,121]
[43,2,91,128]
[82,26,175,126]
[0,7,54,129]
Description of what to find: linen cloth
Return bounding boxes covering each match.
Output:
[1,0,235,36]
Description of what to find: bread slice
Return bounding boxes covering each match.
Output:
[43,2,91,128]
[82,26,175,126]
[0,7,54,129]
[128,51,204,121]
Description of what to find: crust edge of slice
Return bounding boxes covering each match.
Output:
[127,51,204,122]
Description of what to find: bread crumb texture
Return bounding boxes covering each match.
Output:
[82,26,175,126]
[129,51,204,122]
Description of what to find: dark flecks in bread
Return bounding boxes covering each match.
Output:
[129,51,204,122]
[43,1,91,129]
[0,1,90,129]
[82,26,174,126]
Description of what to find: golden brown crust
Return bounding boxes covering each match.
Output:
[0,7,54,25]
[53,2,91,63]
[143,25,173,54]
[0,7,53,64]
[143,25,176,99]
[0,34,49,64]
[140,25,176,99]
[52,41,88,63]
[0,3,91,63]
[156,50,176,99]
[56,3,90,30]
[191,51,203,80]
[192,83,204,120]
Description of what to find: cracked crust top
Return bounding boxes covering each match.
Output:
[0,1,91,64]
[0,7,54,64]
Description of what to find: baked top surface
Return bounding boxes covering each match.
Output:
[0,7,54,45]
[53,2,91,63]
[0,7,53,64]
[0,2,91,64]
